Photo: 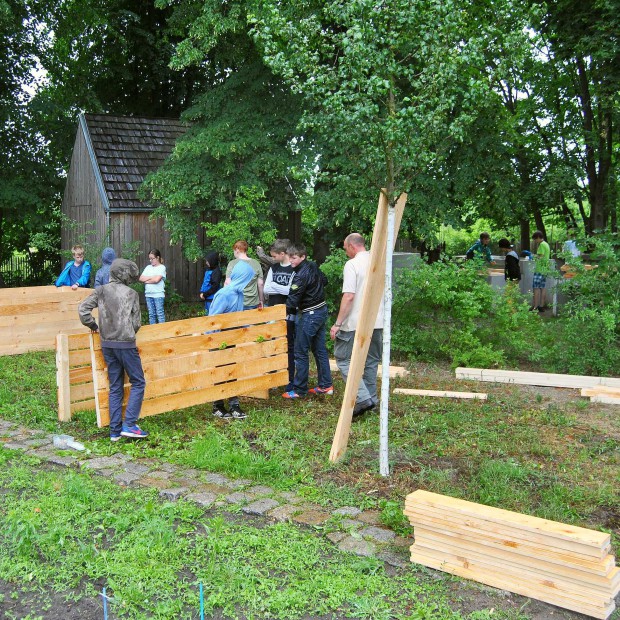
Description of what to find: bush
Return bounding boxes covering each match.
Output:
[391,259,538,367]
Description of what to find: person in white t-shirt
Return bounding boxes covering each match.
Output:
[139,248,167,324]
[329,233,382,417]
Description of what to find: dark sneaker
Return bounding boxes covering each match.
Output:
[230,405,247,419]
[352,398,376,418]
[308,385,334,396]
[110,434,122,442]
[213,405,232,419]
[120,425,149,438]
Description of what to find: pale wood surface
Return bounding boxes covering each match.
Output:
[405,490,610,547]
[410,547,614,619]
[394,388,487,400]
[0,286,93,357]
[329,191,407,463]
[88,308,288,427]
[456,367,620,389]
[405,490,618,619]
[329,359,409,378]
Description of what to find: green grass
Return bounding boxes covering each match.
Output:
[0,450,508,620]
[1,351,619,542]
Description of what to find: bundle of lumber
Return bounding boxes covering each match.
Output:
[404,490,619,619]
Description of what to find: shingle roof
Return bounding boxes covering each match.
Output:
[83,114,187,211]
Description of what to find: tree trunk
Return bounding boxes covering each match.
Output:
[520,219,530,251]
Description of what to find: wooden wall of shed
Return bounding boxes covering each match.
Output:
[61,127,106,259]
[110,212,206,301]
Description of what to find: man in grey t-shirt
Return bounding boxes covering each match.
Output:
[329,233,382,417]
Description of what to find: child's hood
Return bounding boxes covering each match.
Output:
[205,250,220,269]
[101,247,117,265]
[229,260,254,291]
[109,259,139,285]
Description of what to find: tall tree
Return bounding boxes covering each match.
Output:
[140,0,308,258]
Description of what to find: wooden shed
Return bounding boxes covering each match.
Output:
[61,113,207,301]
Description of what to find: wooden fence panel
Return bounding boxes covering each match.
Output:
[57,306,288,426]
[0,286,93,356]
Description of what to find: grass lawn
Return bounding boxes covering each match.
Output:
[0,349,619,618]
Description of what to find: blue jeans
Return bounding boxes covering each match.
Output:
[204,300,212,315]
[102,346,146,434]
[146,296,165,324]
[292,305,332,395]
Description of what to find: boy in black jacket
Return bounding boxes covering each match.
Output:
[283,243,333,399]
[498,238,521,282]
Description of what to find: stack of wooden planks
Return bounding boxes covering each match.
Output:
[404,490,620,619]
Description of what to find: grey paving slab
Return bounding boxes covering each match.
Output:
[146,470,172,480]
[185,492,217,507]
[267,504,299,522]
[225,478,252,489]
[123,463,151,475]
[242,498,279,515]
[333,506,362,517]
[47,455,77,467]
[204,472,229,485]
[247,485,275,496]
[80,456,130,470]
[377,550,409,568]
[225,491,256,504]
[337,536,376,557]
[277,491,304,504]
[360,526,396,543]
[326,532,347,544]
[115,472,143,486]
[159,487,189,501]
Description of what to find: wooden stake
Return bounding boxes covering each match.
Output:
[56,334,72,422]
[329,190,406,463]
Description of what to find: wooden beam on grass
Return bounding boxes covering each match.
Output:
[329,190,407,463]
[329,359,409,378]
[456,367,620,390]
[394,388,487,400]
[56,333,71,422]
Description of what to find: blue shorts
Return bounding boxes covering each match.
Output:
[532,273,547,289]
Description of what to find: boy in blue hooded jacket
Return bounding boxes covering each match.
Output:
[208,260,254,419]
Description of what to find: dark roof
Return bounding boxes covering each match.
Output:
[83,114,187,211]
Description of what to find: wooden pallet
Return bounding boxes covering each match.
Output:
[57,306,288,425]
[404,490,618,619]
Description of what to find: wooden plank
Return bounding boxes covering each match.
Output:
[0,286,92,303]
[456,367,620,389]
[91,322,287,367]
[329,359,409,378]
[413,526,620,590]
[581,386,620,398]
[394,388,487,400]
[96,370,288,427]
[590,395,620,405]
[409,547,615,619]
[330,191,407,463]
[70,399,96,413]
[405,508,614,571]
[69,366,94,383]
[405,490,610,549]
[97,353,288,404]
[56,334,72,422]
[118,306,286,346]
[126,338,287,383]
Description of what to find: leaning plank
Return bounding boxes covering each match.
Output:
[582,386,620,398]
[329,191,407,463]
[406,491,610,549]
[329,359,409,378]
[410,547,615,619]
[56,334,72,422]
[394,388,487,400]
[456,367,620,389]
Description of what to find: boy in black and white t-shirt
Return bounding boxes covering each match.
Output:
[264,239,295,391]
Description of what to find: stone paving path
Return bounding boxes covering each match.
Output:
[0,419,412,569]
